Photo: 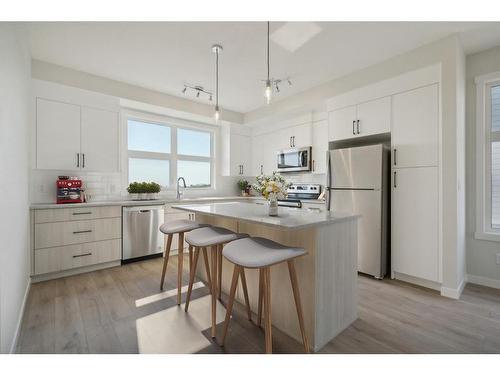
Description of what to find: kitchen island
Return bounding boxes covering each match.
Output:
[173,201,359,352]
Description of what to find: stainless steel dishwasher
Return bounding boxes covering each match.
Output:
[122,205,165,262]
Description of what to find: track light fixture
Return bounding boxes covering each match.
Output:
[181,84,213,101]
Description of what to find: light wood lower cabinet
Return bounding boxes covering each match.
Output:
[32,205,122,277]
[35,217,121,249]
[34,239,121,275]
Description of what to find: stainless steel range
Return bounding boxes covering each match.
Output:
[278,183,322,208]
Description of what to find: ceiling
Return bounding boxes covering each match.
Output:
[27,22,500,113]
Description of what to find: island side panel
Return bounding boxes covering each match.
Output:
[233,221,316,351]
[314,218,358,351]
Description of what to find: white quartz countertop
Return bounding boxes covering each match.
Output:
[29,196,253,210]
[172,202,357,230]
[30,196,326,210]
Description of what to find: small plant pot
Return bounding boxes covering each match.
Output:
[129,193,139,200]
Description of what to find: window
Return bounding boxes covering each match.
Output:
[126,115,214,189]
[475,74,500,240]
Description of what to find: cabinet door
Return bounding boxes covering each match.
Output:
[230,133,251,176]
[311,120,328,174]
[36,98,81,170]
[392,84,438,168]
[288,123,312,148]
[356,96,390,137]
[81,107,119,172]
[328,105,357,141]
[392,167,439,282]
[252,133,265,175]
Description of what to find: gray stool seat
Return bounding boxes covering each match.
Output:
[185,226,248,247]
[159,219,208,235]
[223,237,306,268]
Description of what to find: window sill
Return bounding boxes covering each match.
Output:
[474,231,500,242]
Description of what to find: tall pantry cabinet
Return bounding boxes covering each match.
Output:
[391,83,440,283]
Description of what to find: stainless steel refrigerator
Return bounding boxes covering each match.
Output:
[326,144,389,279]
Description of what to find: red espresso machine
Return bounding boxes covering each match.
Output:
[56,176,84,204]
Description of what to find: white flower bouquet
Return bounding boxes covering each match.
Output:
[251,172,291,201]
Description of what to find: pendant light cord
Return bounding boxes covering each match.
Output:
[267,21,270,81]
[216,48,219,108]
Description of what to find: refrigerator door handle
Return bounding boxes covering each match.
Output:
[326,151,332,211]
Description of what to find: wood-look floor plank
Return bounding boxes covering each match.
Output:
[16,257,500,354]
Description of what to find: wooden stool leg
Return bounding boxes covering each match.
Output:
[177,232,185,305]
[185,248,200,312]
[160,234,173,290]
[217,244,223,300]
[220,265,240,346]
[189,246,193,271]
[257,268,264,327]
[202,247,212,292]
[240,268,252,321]
[210,245,218,338]
[263,267,272,354]
[288,260,309,353]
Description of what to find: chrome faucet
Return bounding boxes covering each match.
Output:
[176,177,186,199]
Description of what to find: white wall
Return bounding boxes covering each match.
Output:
[0,24,31,353]
[246,35,467,294]
[466,45,500,285]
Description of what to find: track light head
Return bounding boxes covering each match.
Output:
[182,87,187,94]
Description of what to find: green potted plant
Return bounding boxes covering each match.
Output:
[127,181,161,200]
[148,182,161,200]
[127,182,141,200]
[237,179,250,196]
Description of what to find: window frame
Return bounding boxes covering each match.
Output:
[122,110,216,191]
[475,72,500,241]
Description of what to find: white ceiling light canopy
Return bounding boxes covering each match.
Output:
[271,22,322,53]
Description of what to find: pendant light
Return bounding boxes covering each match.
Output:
[264,21,272,104]
[212,44,223,122]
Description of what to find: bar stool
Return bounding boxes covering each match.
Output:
[184,226,251,338]
[159,219,210,305]
[220,237,309,354]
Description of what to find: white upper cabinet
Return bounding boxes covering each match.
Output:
[328,105,357,141]
[36,98,81,170]
[34,80,120,173]
[230,133,251,176]
[81,107,119,172]
[328,97,390,141]
[392,84,439,168]
[282,123,312,148]
[356,96,391,137]
[311,120,328,174]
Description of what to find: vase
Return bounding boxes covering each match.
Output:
[268,198,278,216]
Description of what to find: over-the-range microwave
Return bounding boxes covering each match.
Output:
[276,146,312,172]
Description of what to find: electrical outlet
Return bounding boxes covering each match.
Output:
[497,253,500,265]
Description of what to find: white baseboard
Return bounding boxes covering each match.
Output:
[440,278,466,300]
[9,279,31,353]
[466,274,500,290]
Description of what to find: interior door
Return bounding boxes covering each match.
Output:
[392,166,439,282]
[36,98,81,170]
[332,189,384,278]
[392,84,439,168]
[81,107,119,172]
[356,96,391,137]
[328,105,357,141]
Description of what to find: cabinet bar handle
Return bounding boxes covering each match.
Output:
[260,165,263,174]
[356,120,360,134]
[82,153,85,168]
[72,212,92,215]
[312,160,315,171]
[393,149,397,166]
[292,136,295,147]
[393,171,397,188]
[73,252,92,258]
[76,153,80,168]
[73,230,92,234]
[352,121,356,135]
